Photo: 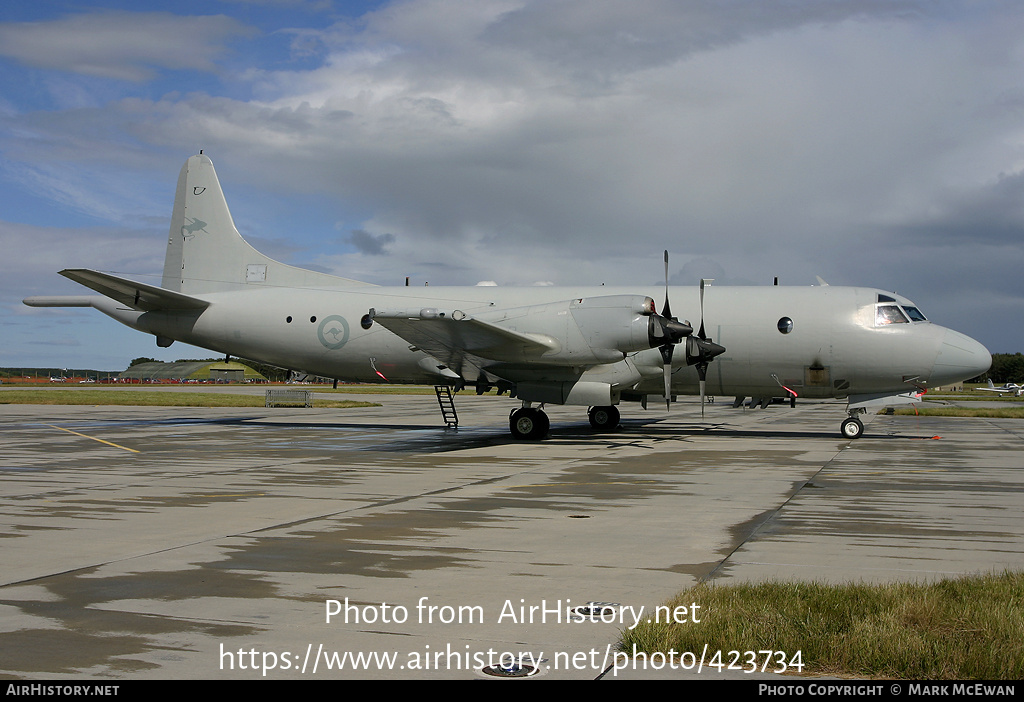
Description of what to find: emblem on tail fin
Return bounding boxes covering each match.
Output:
[181,217,207,239]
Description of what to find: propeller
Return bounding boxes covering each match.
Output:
[653,251,692,410]
[685,278,726,417]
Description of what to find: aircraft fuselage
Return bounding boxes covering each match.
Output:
[91,282,980,402]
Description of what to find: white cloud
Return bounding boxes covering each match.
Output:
[0,12,255,82]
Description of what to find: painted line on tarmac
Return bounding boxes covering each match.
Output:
[45,424,140,453]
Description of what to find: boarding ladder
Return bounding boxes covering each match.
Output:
[434,385,459,428]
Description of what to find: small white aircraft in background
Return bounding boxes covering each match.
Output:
[24,154,992,440]
[976,379,1024,396]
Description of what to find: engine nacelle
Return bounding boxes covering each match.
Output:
[568,294,660,358]
[480,294,666,364]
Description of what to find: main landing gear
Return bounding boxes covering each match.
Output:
[509,407,549,440]
[509,405,621,440]
[587,405,620,430]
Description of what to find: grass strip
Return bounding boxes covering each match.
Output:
[892,406,1024,418]
[317,385,445,395]
[621,572,1024,679]
[320,385,498,395]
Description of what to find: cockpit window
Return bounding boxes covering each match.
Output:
[902,306,927,322]
[876,305,909,325]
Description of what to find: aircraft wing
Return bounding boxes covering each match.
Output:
[59,269,210,312]
[370,308,559,377]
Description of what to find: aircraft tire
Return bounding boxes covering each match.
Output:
[840,416,864,440]
[510,408,549,440]
[587,405,620,430]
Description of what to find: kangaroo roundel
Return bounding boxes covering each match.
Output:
[318,315,350,350]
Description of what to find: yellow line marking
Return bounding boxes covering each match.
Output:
[45,424,140,453]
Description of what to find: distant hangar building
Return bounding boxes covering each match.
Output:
[119,361,267,383]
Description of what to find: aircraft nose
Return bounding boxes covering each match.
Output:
[931,329,991,386]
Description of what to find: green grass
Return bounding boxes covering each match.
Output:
[621,572,1024,679]
[318,385,446,395]
[928,393,1024,402]
[891,405,1024,418]
[321,384,499,395]
[0,389,377,409]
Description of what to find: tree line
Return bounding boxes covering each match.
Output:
[985,353,1024,384]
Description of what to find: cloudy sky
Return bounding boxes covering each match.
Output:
[3,0,1022,371]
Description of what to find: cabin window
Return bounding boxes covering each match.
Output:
[777,317,793,334]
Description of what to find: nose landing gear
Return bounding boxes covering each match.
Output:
[841,415,864,439]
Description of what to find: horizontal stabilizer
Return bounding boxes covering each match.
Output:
[60,269,210,312]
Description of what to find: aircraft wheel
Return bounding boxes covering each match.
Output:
[840,416,864,440]
[510,408,549,440]
[588,405,620,430]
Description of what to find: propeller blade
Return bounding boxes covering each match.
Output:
[660,343,674,410]
[662,250,672,320]
[664,360,673,411]
[698,278,706,339]
[695,360,709,418]
[660,250,676,410]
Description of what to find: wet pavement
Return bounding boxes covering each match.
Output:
[1,394,1021,679]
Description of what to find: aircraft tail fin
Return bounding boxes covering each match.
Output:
[162,153,372,294]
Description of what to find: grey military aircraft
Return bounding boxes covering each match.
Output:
[24,153,992,440]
